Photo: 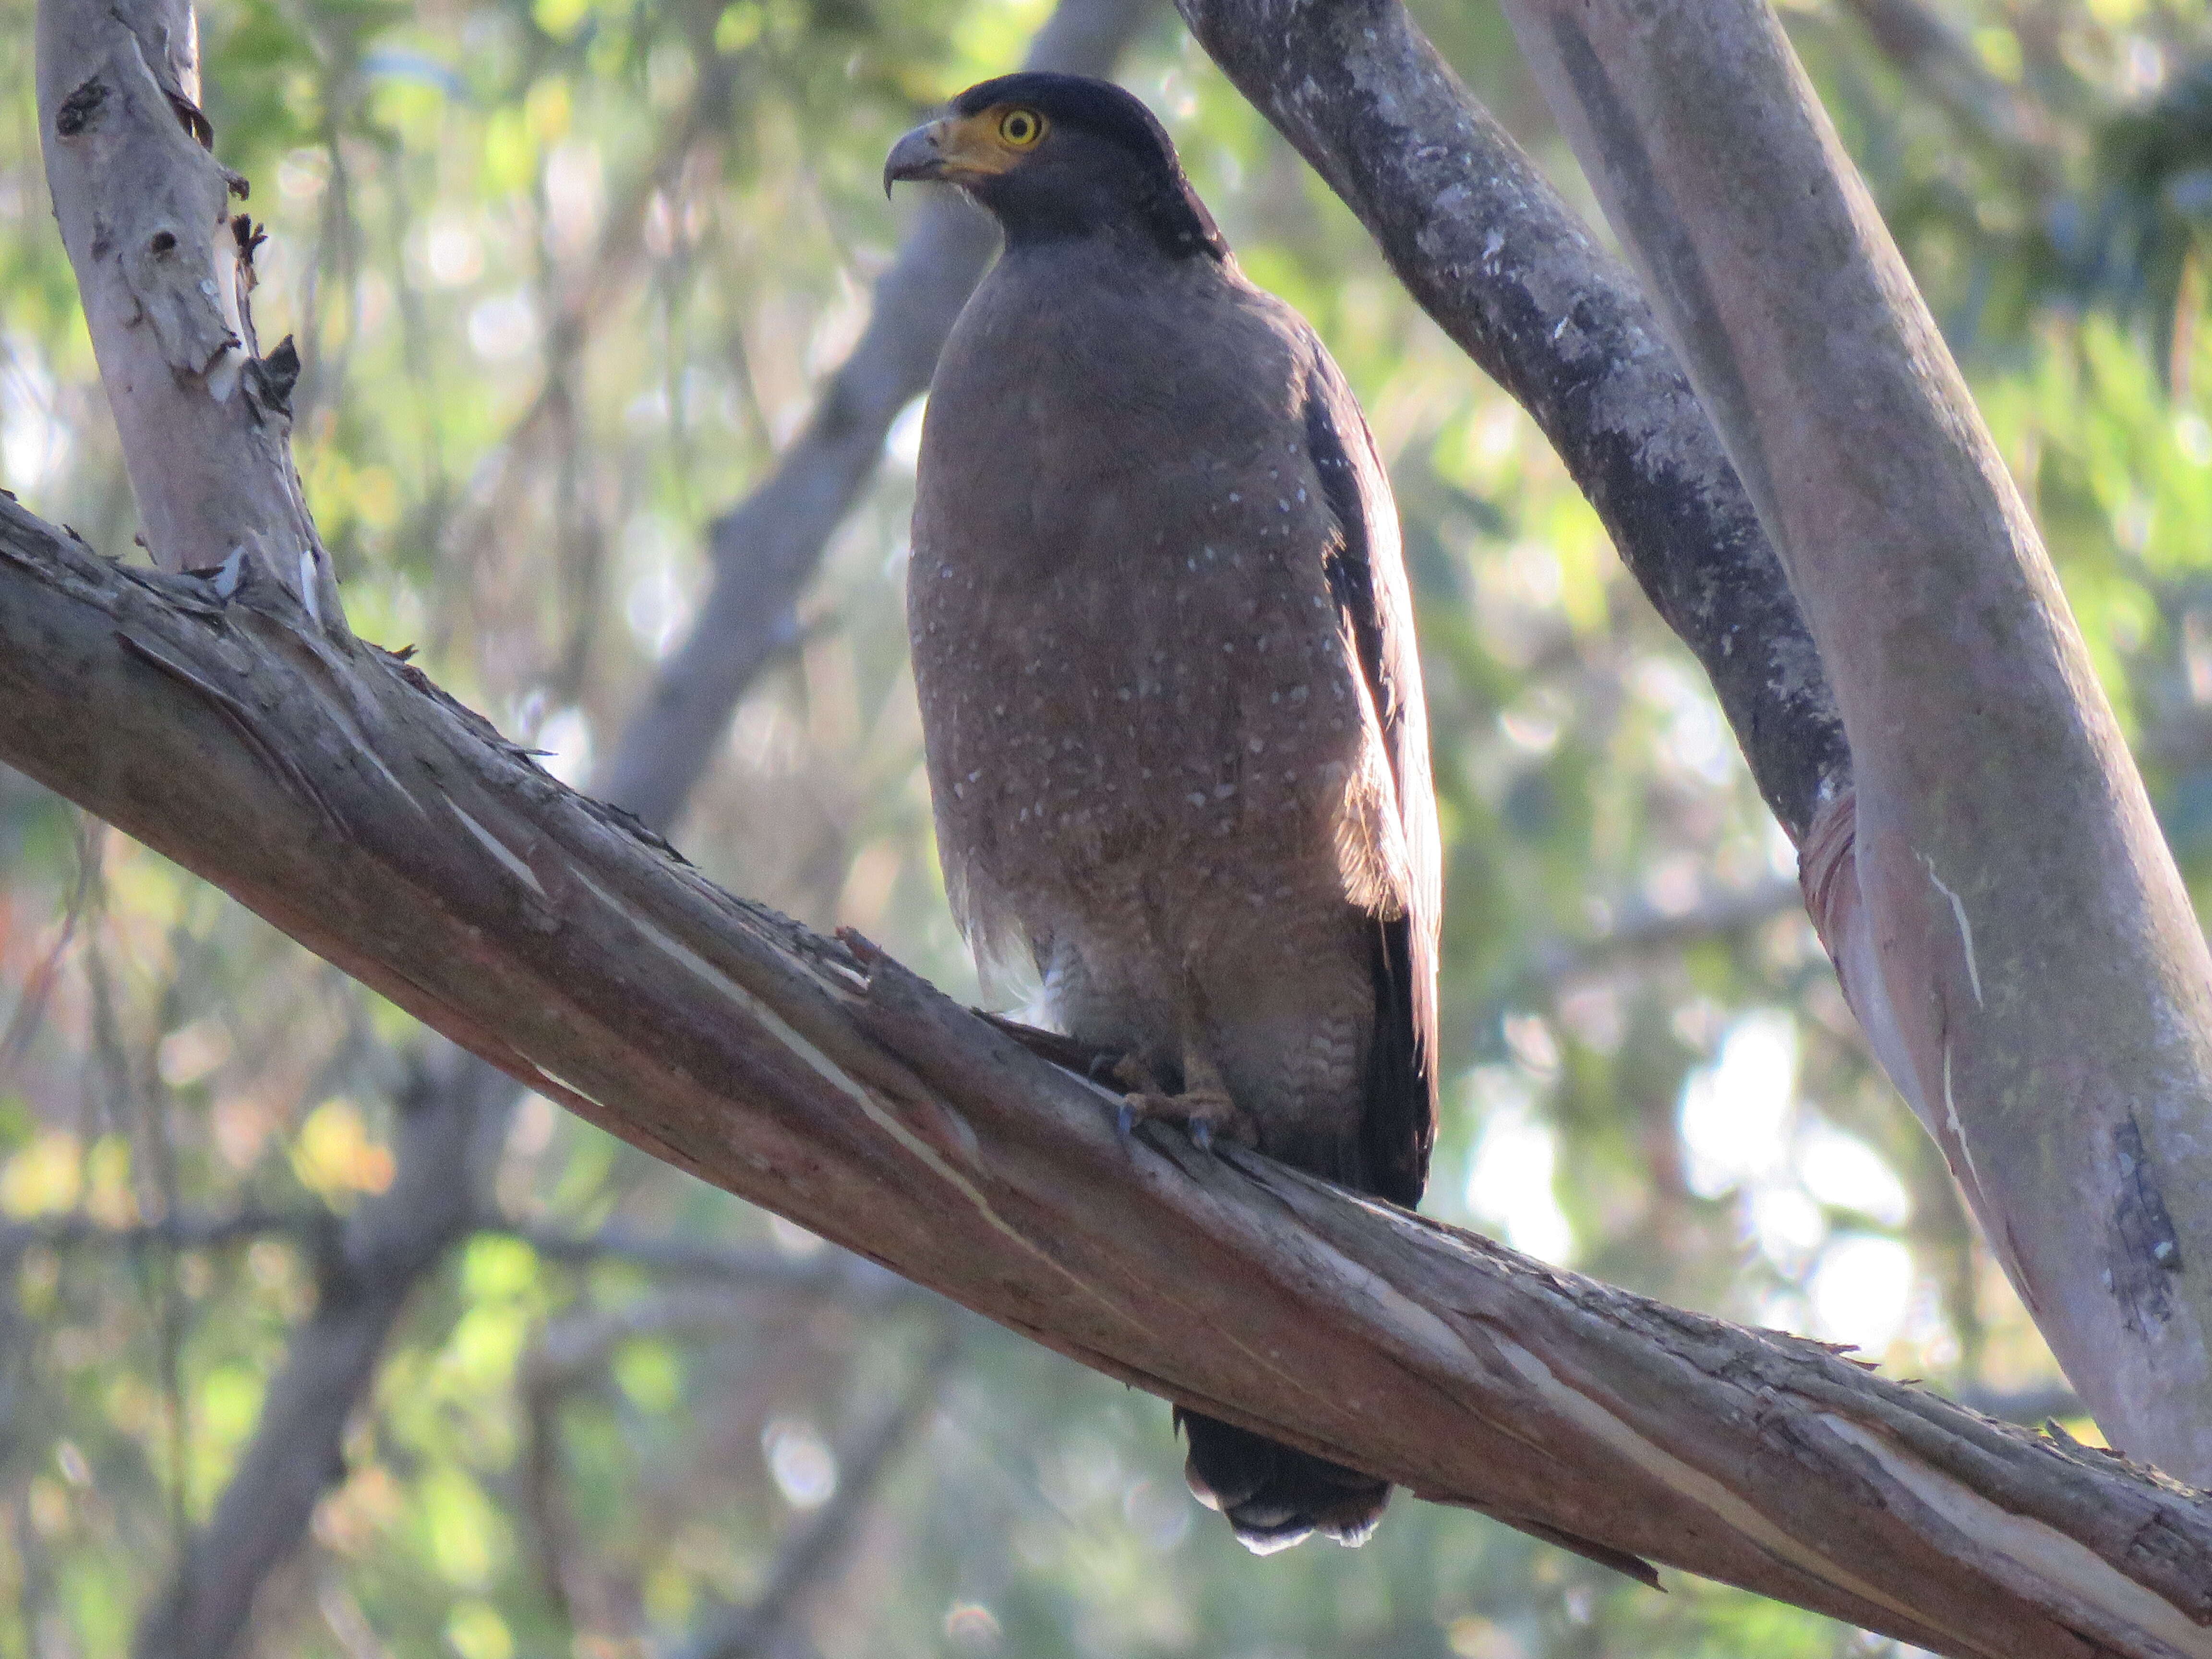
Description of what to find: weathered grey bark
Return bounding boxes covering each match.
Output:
[1501,0,2212,1482]
[1,512,2207,1659]
[599,0,1164,831]
[1175,0,1848,842]
[36,0,340,625]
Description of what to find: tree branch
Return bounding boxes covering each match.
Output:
[0,506,2204,1659]
[0,1204,908,1298]
[36,0,339,624]
[1500,0,2212,1485]
[24,0,2212,1649]
[516,1281,927,1635]
[1833,0,2063,180]
[1174,0,1849,843]
[1521,875,1803,991]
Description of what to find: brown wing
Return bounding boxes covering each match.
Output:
[1301,343,1440,1208]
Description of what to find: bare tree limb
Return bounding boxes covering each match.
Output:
[0,509,2205,1659]
[1522,876,1803,990]
[1174,0,1849,843]
[1832,0,2065,179]
[517,1281,926,1636]
[0,1204,912,1298]
[1955,1382,2090,1429]
[24,0,2210,1648]
[36,0,339,624]
[1501,0,2212,1485]
[520,1289,754,1633]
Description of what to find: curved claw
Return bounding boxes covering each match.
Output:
[1116,1101,1136,1140]
[1190,1119,1214,1154]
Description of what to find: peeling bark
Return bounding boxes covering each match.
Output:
[1503,0,2212,1482]
[36,0,339,625]
[0,509,2206,1659]
[24,0,2212,1645]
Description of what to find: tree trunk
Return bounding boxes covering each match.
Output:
[1500,0,2212,1484]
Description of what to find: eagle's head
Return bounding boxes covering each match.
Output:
[883,72,1226,260]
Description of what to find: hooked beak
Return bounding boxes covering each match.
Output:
[883,119,950,197]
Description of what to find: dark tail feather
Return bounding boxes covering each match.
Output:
[1177,1409,1391,1554]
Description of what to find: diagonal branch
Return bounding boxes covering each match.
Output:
[1833,0,2065,180]
[130,1046,505,1659]
[23,0,2211,1651]
[0,499,2204,1659]
[1175,0,1848,843]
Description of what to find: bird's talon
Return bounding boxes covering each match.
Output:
[1191,1118,1214,1153]
[1116,1101,1136,1139]
[1109,1054,1158,1094]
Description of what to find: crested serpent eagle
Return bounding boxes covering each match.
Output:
[887,72,1441,1553]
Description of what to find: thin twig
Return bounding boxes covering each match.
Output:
[0,810,98,1074]
[670,1320,964,1659]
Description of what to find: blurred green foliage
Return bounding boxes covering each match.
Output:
[3,0,2211,1652]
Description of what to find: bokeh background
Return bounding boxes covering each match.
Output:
[2,0,2208,1651]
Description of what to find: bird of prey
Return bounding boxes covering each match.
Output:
[886,73,1439,1553]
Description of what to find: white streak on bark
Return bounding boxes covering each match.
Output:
[1822,1416,2212,1658]
[558,871,1135,1303]
[1493,1339,1961,1647]
[563,863,871,1103]
[531,1064,612,1115]
[1942,1040,1992,1214]
[205,211,244,402]
[1922,852,1984,1007]
[444,799,546,896]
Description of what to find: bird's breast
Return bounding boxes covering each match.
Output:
[908,256,1398,946]
[913,462,1372,897]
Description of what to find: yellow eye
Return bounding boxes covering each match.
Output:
[997,108,1045,149]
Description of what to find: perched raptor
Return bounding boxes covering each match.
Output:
[886,73,1440,1552]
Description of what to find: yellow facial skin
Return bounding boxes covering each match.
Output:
[883,105,1049,192]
